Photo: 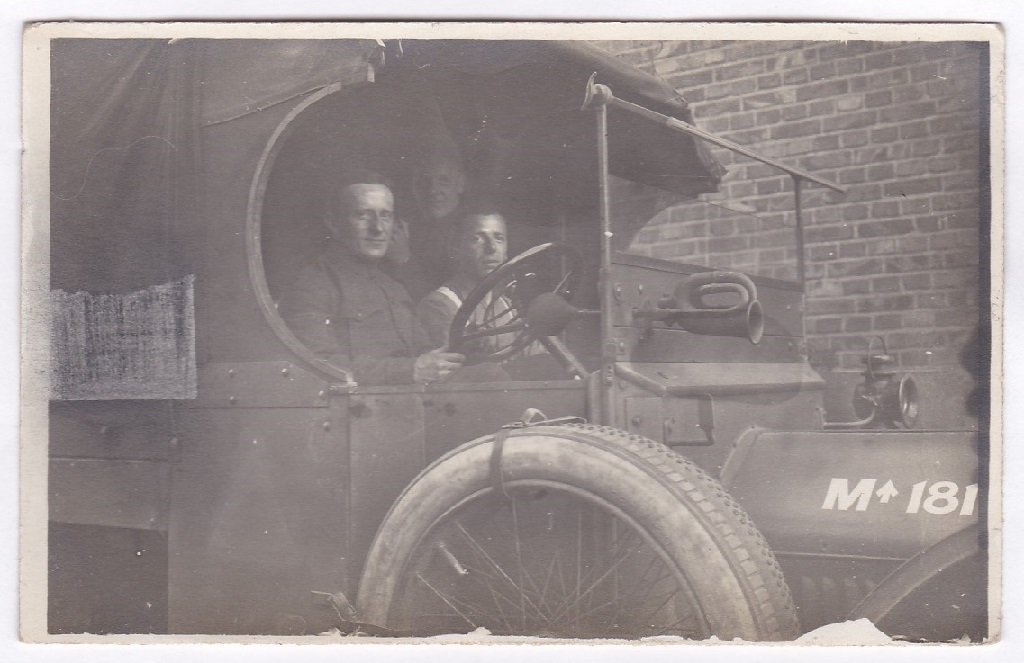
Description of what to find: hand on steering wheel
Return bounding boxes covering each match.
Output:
[447,243,584,365]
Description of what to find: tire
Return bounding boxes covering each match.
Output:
[357,424,799,640]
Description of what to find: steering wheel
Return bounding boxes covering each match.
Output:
[447,243,585,364]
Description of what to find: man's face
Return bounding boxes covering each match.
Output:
[327,183,395,260]
[455,215,507,281]
[417,159,465,221]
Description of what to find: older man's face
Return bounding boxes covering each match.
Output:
[328,183,395,260]
[416,159,465,221]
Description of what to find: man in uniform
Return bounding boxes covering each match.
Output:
[280,172,464,385]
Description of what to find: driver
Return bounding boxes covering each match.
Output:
[417,210,511,351]
[418,210,561,381]
[279,171,465,385]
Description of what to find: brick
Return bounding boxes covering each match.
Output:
[883,177,943,197]
[809,99,837,117]
[864,49,897,70]
[845,316,872,333]
[700,98,742,116]
[708,236,748,252]
[770,119,821,139]
[808,244,838,261]
[840,130,869,148]
[836,94,864,112]
[900,199,930,216]
[942,248,980,268]
[803,152,852,170]
[892,46,926,67]
[893,85,926,104]
[864,237,896,255]
[842,204,869,221]
[813,206,843,223]
[809,61,837,80]
[902,273,932,290]
[839,167,867,185]
[807,225,855,243]
[895,236,928,253]
[867,163,895,180]
[903,309,936,327]
[813,134,841,151]
[729,112,757,130]
[807,298,857,314]
[946,209,981,229]
[783,68,809,86]
[883,254,934,273]
[704,117,731,133]
[743,91,788,109]
[870,126,898,144]
[858,217,914,237]
[840,183,883,203]
[704,49,727,65]
[756,178,785,195]
[814,317,843,334]
[816,42,855,62]
[842,278,872,295]
[782,104,809,121]
[716,59,767,81]
[915,216,942,233]
[910,139,942,157]
[943,172,981,192]
[865,68,909,89]
[928,114,963,135]
[895,159,929,177]
[874,313,904,330]
[879,101,938,124]
[756,109,782,125]
[823,110,877,132]
[933,192,978,212]
[835,58,866,76]
[797,79,850,103]
[935,95,975,114]
[827,257,882,277]
[840,241,868,258]
[783,137,817,157]
[865,90,893,108]
[911,62,940,82]
[944,134,981,153]
[898,120,930,140]
[757,73,782,90]
[935,308,977,327]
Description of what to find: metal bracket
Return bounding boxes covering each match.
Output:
[490,408,587,500]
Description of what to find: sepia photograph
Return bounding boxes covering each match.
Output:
[20,21,1002,647]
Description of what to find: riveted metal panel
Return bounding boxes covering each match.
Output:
[183,361,330,409]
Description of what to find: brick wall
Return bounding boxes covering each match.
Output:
[593,40,985,387]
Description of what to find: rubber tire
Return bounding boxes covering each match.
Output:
[357,424,800,641]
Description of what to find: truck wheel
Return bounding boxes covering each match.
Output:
[357,424,799,640]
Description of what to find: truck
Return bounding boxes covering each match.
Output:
[42,36,988,642]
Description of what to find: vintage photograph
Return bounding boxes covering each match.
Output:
[21,22,1001,645]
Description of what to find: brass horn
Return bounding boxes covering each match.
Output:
[661,271,765,344]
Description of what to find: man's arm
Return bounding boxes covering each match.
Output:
[416,289,459,350]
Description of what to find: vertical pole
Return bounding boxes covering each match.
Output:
[793,175,806,286]
[595,101,616,426]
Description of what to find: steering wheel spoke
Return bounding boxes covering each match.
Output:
[448,243,585,367]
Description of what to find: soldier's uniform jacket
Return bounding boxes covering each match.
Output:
[280,250,432,385]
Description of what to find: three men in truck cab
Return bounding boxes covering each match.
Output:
[279,171,465,385]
